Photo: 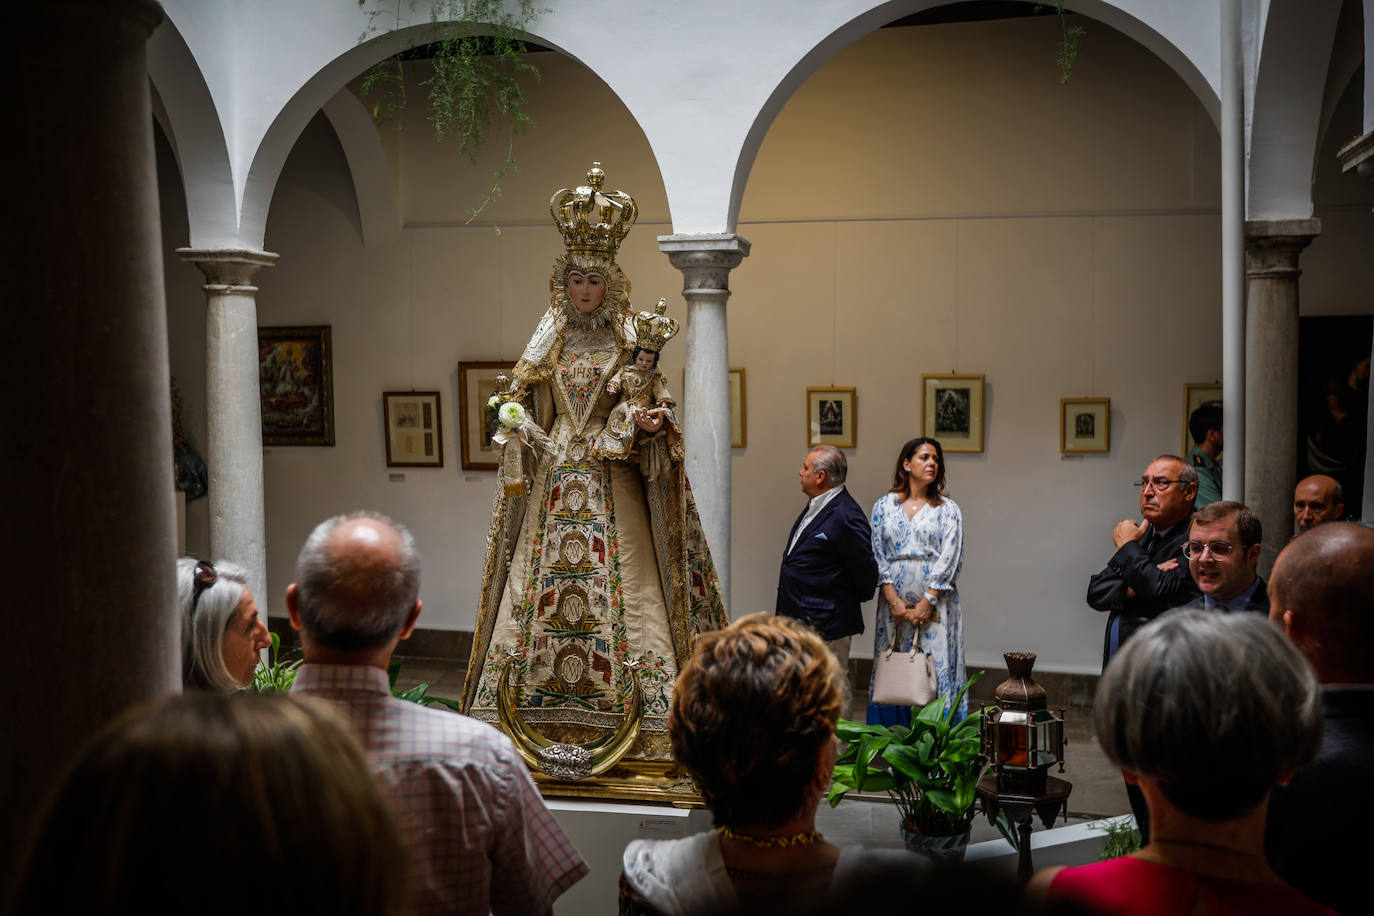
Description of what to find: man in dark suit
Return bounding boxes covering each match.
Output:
[1087,454,1201,844]
[1177,500,1269,614]
[1087,454,1201,669]
[1265,522,1374,916]
[777,446,878,673]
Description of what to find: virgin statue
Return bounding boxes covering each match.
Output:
[461,163,728,799]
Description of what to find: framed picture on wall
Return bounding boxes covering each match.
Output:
[921,373,984,452]
[258,325,335,446]
[1182,382,1222,454]
[807,386,856,448]
[458,360,517,470]
[1061,397,1110,453]
[730,367,747,448]
[383,391,443,467]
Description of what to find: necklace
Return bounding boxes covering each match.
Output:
[719,825,823,848]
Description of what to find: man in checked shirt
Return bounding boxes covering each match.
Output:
[288,510,588,915]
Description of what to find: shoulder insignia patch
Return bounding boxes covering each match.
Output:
[1193,455,1205,466]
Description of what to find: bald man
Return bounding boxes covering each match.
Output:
[1292,474,1345,534]
[288,511,587,916]
[1264,522,1374,916]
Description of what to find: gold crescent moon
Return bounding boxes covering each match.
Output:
[495,659,644,779]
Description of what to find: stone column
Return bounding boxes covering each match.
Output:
[176,249,278,615]
[1244,219,1319,576]
[1336,132,1374,520]
[658,234,751,609]
[3,0,175,898]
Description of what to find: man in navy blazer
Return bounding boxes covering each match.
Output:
[776,446,879,670]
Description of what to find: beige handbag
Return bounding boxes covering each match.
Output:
[871,622,938,707]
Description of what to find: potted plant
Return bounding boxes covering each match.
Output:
[827,675,987,862]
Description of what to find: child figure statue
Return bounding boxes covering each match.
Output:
[593,297,678,474]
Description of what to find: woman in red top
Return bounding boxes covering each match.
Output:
[1028,610,1333,915]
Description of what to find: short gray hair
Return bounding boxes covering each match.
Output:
[1095,610,1321,820]
[809,446,847,485]
[294,511,421,652]
[178,557,250,692]
[1155,454,1199,487]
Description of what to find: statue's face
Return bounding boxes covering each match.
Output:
[566,271,607,313]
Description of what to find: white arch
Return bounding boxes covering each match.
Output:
[321,88,399,248]
[157,0,1227,243]
[147,16,237,248]
[1247,0,1345,220]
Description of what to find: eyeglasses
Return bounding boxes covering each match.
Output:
[189,560,218,617]
[1133,477,1185,491]
[1182,540,1238,559]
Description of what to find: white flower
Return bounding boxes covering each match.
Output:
[498,401,526,430]
[487,395,501,409]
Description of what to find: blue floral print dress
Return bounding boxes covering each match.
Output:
[867,493,966,726]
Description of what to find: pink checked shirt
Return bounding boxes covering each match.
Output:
[293,664,588,915]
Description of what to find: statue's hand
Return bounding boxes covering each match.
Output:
[632,408,664,432]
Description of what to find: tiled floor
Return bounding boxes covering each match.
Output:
[391,653,1131,849]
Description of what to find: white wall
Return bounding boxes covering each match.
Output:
[160,17,1372,673]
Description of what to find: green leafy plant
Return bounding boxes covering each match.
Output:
[828,675,988,836]
[250,632,303,693]
[357,0,545,221]
[1091,815,1141,860]
[387,658,464,711]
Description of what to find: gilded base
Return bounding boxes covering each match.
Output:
[529,759,705,807]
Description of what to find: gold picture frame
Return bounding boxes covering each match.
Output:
[1182,382,1222,455]
[807,386,856,448]
[383,391,443,467]
[1061,397,1110,453]
[921,374,985,453]
[457,360,517,470]
[730,367,747,448]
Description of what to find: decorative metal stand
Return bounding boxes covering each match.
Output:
[977,651,1071,882]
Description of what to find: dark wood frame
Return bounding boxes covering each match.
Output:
[383,390,444,467]
[258,325,335,446]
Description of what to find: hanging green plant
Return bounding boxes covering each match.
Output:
[357,0,546,221]
[1041,2,1085,84]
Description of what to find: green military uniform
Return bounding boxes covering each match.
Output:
[1188,445,1222,508]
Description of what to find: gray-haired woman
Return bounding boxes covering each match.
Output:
[1028,610,1333,914]
[177,557,271,690]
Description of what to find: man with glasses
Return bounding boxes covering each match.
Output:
[1292,473,1345,534]
[1177,501,1268,614]
[1087,455,1201,669]
[1086,454,1201,844]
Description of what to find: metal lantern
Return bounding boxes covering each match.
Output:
[977,651,1071,882]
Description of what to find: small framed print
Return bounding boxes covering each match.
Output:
[258,325,335,446]
[383,391,443,467]
[730,367,747,448]
[1061,397,1110,453]
[458,360,517,470]
[1183,382,1222,455]
[807,386,856,448]
[922,373,985,453]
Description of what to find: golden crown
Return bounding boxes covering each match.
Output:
[549,162,638,259]
[634,298,679,353]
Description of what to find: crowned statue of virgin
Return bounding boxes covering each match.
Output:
[461,163,728,799]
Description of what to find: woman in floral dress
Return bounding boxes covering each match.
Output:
[867,437,966,726]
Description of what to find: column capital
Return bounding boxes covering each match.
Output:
[1243,219,1320,278]
[1337,129,1374,181]
[177,247,279,288]
[657,234,751,291]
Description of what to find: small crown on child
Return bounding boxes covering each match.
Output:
[634,298,679,353]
